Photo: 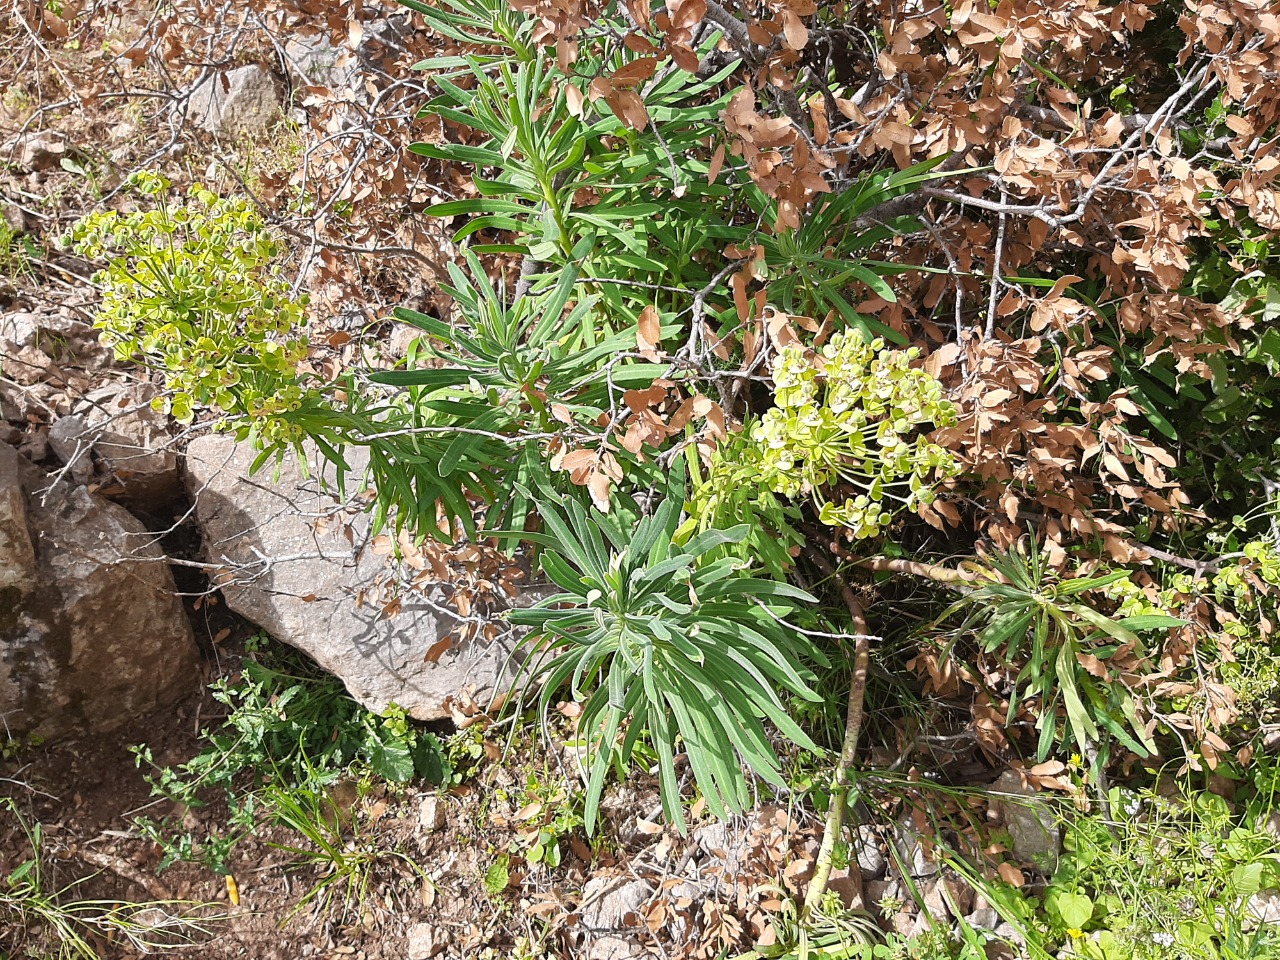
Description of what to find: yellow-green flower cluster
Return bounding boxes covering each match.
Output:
[70,172,314,445]
[749,332,958,538]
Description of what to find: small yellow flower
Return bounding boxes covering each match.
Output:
[1067,928,1084,940]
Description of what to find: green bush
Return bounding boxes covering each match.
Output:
[507,477,827,832]
[1041,780,1280,958]
[131,637,448,873]
[70,172,320,447]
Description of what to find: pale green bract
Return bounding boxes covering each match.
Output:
[69,172,316,448]
[690,332,958,550]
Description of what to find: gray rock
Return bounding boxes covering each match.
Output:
[418,795,446,832]
[854,824,886,880]
[579,876,653,931]
[0,344,53,386]
[1248,890,1280,924]
[183,434,522,720]
[693,821,747,875]
[993,921,1025,945]
[0,309,111,370]
[966,905,1001,931]
[8,130,67,171]
[2,203,25,234]
[406,922,437,959]
[187,65,282,137]
[76,383,180,510]
[17,429,47,463]
[0,443,197,737]
[47,415,94,484]
[920,875,973,923]
[893,812,940,877]
[824,867,862,909]
[0,313,38,348]
[284,16,414,102]
[990,770,1061,872]
[586,937,639,960]
[864,878,902,910]
[284,33,361,90]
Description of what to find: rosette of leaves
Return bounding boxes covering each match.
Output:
[506,478,827,832]
[408,42,743,332]
[742,154,959,346]
[937,540,1185,763]
[371,241,672,543]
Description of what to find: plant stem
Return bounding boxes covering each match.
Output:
[802,552,871,920]
[856,555,974,586]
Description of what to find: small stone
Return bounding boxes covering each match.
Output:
[561,741,588,785]
[824,868,861,909]
[966,906,1001,931]
[406,922,436,960]
[9,129,67,171]
[284,33,360,90]
[908,910,932,939]
[418,795,446,832]
[865,878,903,911]
[921,879,950,923]
[1248,891,1280,924]
[1263,727,1280,754]
[943,875,974,917]
[854,824,886,880]
[579,877,653,931]
[17,429,47,462]
[0,310,111,370]
[186,65,282,137]
[2,203,25,234]
[894,812,940,877]
[891,909,914,938]
[990,770,1061,872]
[586,936,637,960]
[0,312,39,349]
[919,874,974,922]
[993,921,1025,945]
[386,322,420,359]
[1,344,53,385]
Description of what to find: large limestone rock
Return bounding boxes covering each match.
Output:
[0,443,197,737]
[187,65,282,137]
[183,434,521,720]
[73,382,181,513]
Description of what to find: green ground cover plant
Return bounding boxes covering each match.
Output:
[0,799,225,959]
[131,637,447,876]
